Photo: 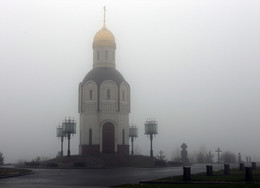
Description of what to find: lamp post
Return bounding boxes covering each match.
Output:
[56,126,66,157]
[62,117,76,157]
[144,119,158,158]
[129,125,138,155]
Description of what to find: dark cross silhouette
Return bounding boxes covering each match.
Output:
[215,147,222,163]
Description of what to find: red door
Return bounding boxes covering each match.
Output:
[102,122,115,153]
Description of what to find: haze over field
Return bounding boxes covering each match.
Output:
[0,0,260,163]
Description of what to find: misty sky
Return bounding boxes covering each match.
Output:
[0,0,260,163]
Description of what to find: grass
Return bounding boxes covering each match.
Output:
[117,184,259,188]
[0,168,32,177]
[115,168,260,188]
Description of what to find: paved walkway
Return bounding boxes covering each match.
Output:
[0,164,226,188]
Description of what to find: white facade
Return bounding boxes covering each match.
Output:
[78,24,130,155]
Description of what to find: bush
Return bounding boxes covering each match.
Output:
[154,159,166,166]
[0,152,4,165]
[167,161,183,166]
[74,162,86,167]
[46,163,58,167]
[196,152,205,163]
[221,151,236,163]
[24,156,41,166]
[24,161,40,166]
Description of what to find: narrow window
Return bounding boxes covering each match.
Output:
[89,129,92,145]
[97,51,100,60]
[107,89,110,100]
[105,51,108,60]
[122,91,125,101]
[122,129,125,145]
[112,51,115,60]
[89,90,93,100]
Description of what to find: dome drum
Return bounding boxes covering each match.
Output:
[93,40,116,48]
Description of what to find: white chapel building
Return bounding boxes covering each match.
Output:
[78,16,130,155]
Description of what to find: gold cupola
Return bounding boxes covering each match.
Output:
[93,26,116,48]
[93,7,116,49]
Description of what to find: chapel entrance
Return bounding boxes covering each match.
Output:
[102,122,115,153]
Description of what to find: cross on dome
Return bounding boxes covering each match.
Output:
[93,6,116,48]
[103,6,106,26]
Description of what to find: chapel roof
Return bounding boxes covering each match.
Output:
[82,67,126,86]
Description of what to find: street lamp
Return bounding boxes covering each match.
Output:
[56,125,66,157]
[144,119,158,157]
[129,125,138,155]
[62,117,76,157]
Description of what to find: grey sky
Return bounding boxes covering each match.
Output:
[0,0,260,163]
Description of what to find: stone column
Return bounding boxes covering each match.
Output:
[206,165,213,176]
[240,163,244,171]
[183,167,191,181]
[245,167,253,181]
[252,162,256,170]
[224,164,230,175]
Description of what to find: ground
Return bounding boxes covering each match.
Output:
[118,166,260,188]
[19,154,176,168]
[0,167,33,178]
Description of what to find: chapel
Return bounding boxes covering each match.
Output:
[78,9,130,155]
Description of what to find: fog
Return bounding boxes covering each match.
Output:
[0,0,260,163]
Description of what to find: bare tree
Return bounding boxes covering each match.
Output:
[157,150,166,161]
[0,152,4,165]
[205,151,214,163]
[171,147,181,162]
[196,152,205,163]
[220,151,237,163]
[195,145,207,163]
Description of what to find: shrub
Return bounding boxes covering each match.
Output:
[221,151,237,163]
[167,161,182,166]
[24,161,40,166]
[155,159,166,166]
[196,152,205,163]
[0,152,4,165]
[46,163,58,167]
[74,162,86,167]
[24,156,41,166]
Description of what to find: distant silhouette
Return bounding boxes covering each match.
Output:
[181,143,189,164]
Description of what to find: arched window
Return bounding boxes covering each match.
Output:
[122,91,125,101]
[122,129,125,145]
[89,90,93,100]
[106,89,110,100]
[97,51,100,60]
[89,129,92,145]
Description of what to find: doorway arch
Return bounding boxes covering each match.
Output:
[102,122,115,153]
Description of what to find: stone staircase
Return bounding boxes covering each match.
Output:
[102,153,130,167]
[44,154,158,168]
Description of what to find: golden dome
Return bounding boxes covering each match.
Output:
[94,26,115,42]
[93,26,116,48]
